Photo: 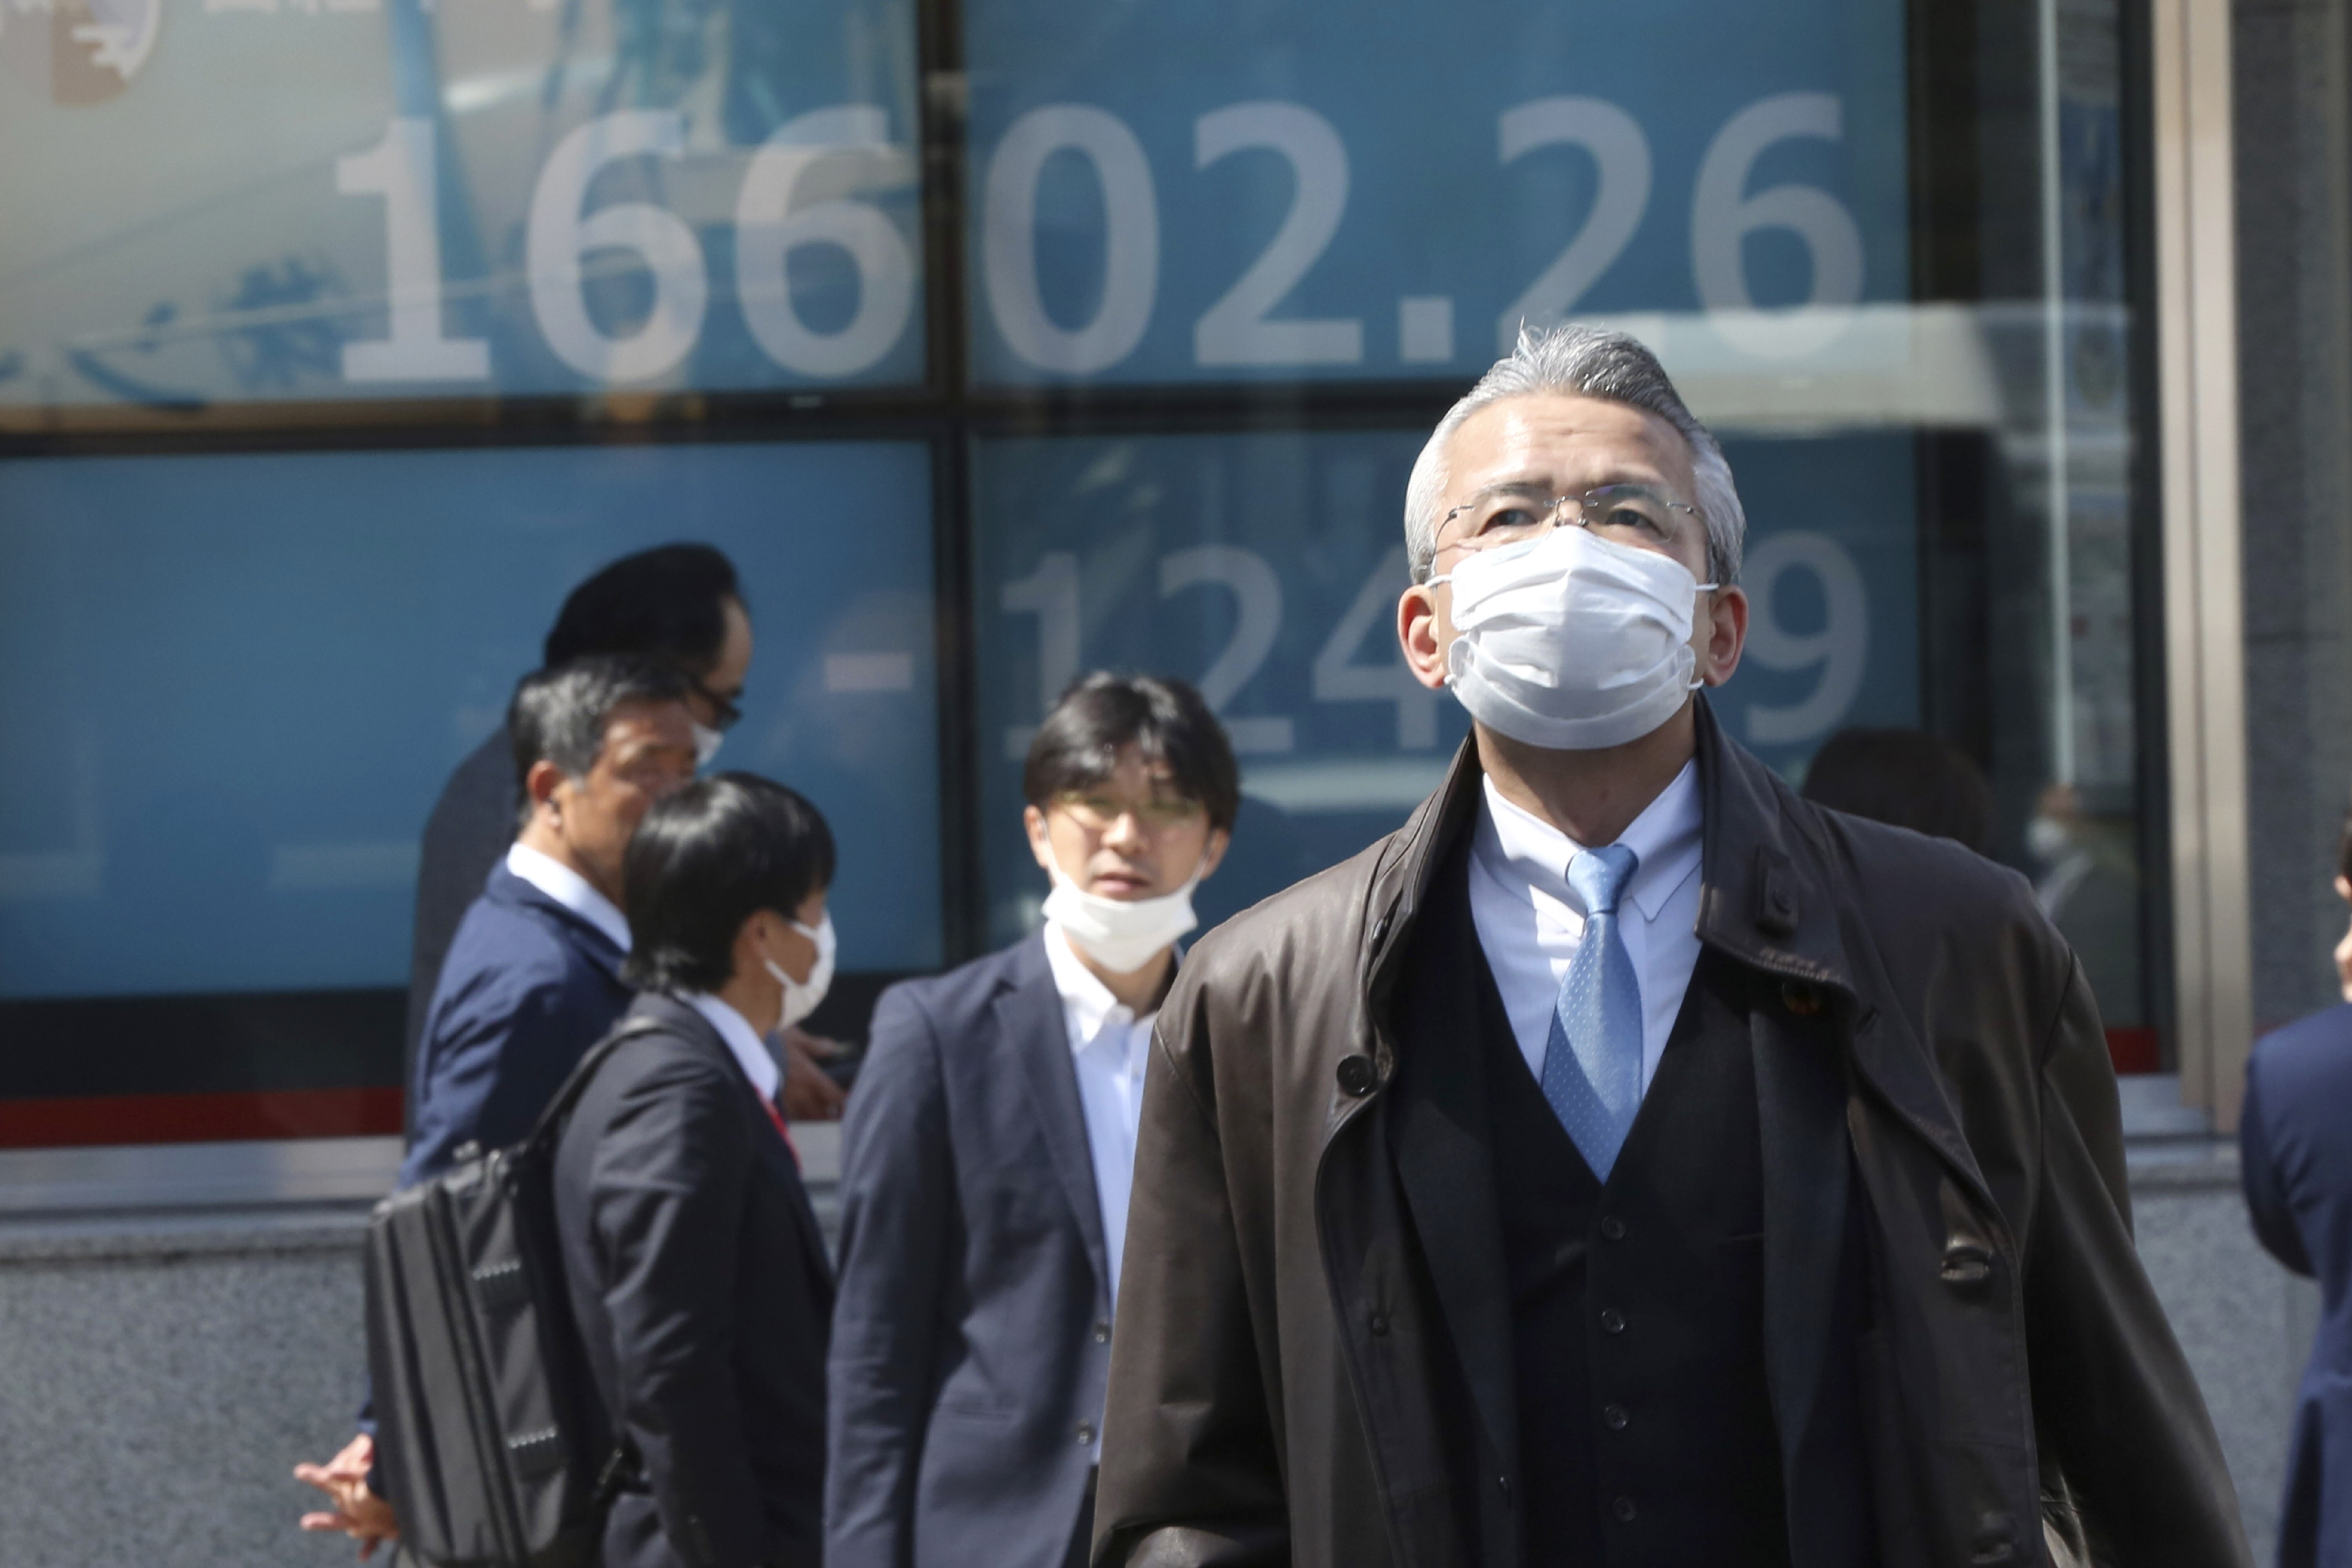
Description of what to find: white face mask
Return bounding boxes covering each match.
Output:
[691,721,726,769]
[1043,866,1200,975]
[1432,525,1714,752]
[2026,816,2073,863]
[762,911,835,1031]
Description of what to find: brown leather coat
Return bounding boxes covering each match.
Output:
[1095,704,2248,1568]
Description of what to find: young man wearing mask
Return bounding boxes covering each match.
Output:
[1092,326,2249,1568]
[829,674,1236,1568]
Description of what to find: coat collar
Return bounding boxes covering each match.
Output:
[488,863,628,982]
[1364,696,1855,1010]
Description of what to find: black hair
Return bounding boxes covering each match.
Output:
[2337,808,2352,885]
[1801,726,1992,855]
[1021,673,1241,833]
[507,655,693,826]
[543,543,744,679]
[621,773,837,995]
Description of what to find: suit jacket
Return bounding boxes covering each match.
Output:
[405,727,523,1130]
[1095,700,2247,1568]
[555,992,836,1568]
[400,861,631,1188]
[829,935,1114,1568]
[2243,1002,2352,1568]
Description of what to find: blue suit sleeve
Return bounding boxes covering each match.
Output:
[827,982,958,1568]
[2242,1052,2314,1277]
[402,947,603,1188]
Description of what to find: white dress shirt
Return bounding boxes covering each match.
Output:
[1042,923,1156,1315]
[1466,761,1705,1098]
[505,841,632,955]
[681,991,783,1106]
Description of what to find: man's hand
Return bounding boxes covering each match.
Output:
[295,1432,398,1559]
[781,1027,848,1120]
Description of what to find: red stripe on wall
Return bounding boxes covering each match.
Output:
[2106,1027,2161,1076]
[0,1027,2166,1147]
[0,1087,403,1149]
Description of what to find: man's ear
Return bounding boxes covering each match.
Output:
[1196,826,1232,882]
[1697,585,1748,687]
[1397,583,1449,692]
[1024,804,1057,876]
[524,760,568,818]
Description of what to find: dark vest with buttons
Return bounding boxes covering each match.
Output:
[1392,841,1793,1568]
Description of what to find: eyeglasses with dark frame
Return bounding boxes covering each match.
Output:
[689,677,744,731]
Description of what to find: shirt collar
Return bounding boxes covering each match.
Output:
[679,991,782,1104]
[506,841,633,953]
[1474,758,1703,922]
[1043,924,1155,1049]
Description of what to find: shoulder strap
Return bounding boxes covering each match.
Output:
[523,1016,667,1156]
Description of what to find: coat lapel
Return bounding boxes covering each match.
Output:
[1750,998,1853,1527]
[1371,765,1521,1472]
[999,934,1112,1300]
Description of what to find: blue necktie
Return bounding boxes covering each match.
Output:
[1541,844,1643,1181]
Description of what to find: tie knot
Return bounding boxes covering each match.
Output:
[1568,844,1639,915]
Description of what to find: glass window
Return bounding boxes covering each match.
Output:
[0,0,2170,1158]
[0,0,924,410]
[0,439,941,1132]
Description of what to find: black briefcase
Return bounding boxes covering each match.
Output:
[364,1019,655,1568]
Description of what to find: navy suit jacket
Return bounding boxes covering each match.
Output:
[2244,1001,2352,1568]
[829,934,1114,1568]
[556,993,835,1568]
[400,862,633,1188]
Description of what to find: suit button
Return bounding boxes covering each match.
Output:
[1598,1215,1626,1242]
[1092,1321,1111,1343]
[1336,1054,1379,1097]
[1602,1403,1629,1430]
[1075,1422,1096,1445]
[1599,1307,1626,1334]
[1368,1313,1390,1336]
[1611,1495,1637,1523]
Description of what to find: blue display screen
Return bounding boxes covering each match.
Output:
[0,0,1907,405]
[971,430,1918,944]
[0,441,942,999]
[0,0,924,407]
[962,0,1908,384]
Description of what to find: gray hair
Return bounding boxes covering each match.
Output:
[1403,323,1746,585]
[507,654,692,826]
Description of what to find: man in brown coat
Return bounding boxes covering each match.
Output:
[1093,325,2249,1568]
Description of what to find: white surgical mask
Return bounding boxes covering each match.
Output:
[691,721,726,769]
[1432,526,1715,751]
[762,911,835,1031]
[1043,866,1199,974]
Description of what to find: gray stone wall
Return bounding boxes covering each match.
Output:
[0,1216,374,1568]
[2236,0,2352,1033]
[0,1144,2309,1568]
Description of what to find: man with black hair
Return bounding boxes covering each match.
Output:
[555,772,838,1568]
[829,673,1237,1568]
[406,543,751,1084]
[298,655,697,1554]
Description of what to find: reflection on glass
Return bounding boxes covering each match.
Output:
[0,0,923,409]
[0,440,943,999]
